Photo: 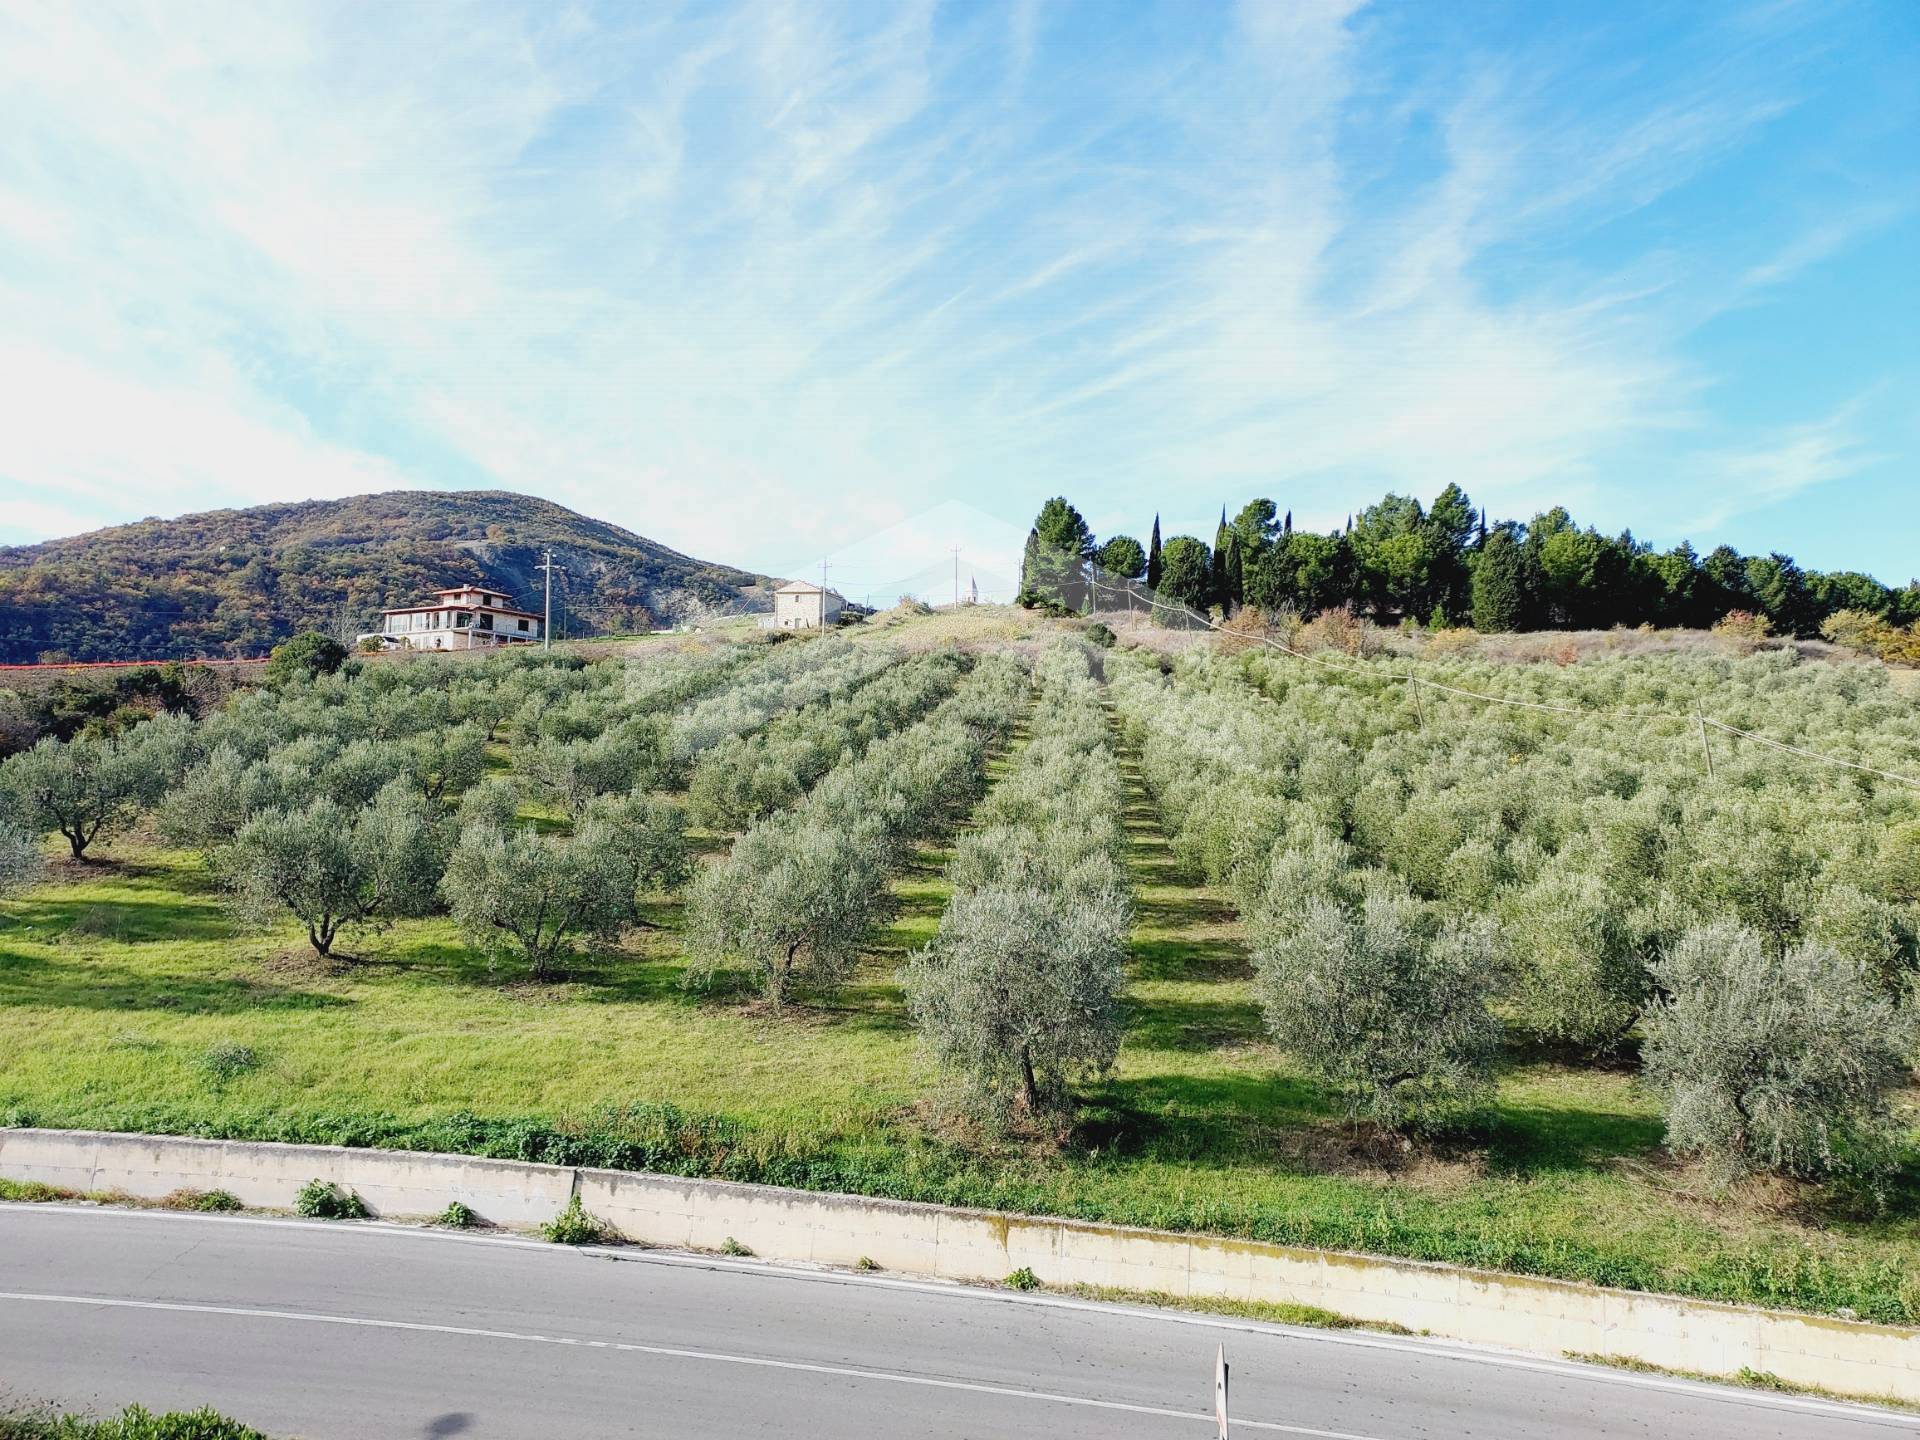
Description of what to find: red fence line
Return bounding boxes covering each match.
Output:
[0,656,267,672]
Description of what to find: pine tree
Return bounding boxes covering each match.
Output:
[1146,516,1163,590]
[1472,527,1527,632]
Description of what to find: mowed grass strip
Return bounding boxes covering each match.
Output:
[1,825,1916,1323]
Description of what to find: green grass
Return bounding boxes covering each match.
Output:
[1563,1352,1920,1413]
[3,789,1917,1325]
[1038,1281,1408,1335]
[0,1405,270,1439]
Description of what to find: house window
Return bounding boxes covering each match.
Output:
[517,619,528,632]
[478,612,493,631]
[455,612,471,628]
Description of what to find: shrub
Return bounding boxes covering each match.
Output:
[294,1179,369,1219]
[264,631,348,685]
[437,1201,478,1228]
[1252,887,1501,1132]
[1005,1266,1040,1291]
[1643,923,1914,1189]
[1083,621,1116,649]
[0,1404,270,1439]
[185,1189,243,1213]
[542,1196,613,1245]
[1711,609,1773,652]
[719,1236,753,1257]
[194,1043,261,1085]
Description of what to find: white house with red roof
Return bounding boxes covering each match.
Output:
[367,586,544,650]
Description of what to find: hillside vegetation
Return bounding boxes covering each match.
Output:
[1,609,1916,1325]
[0,490,777,663]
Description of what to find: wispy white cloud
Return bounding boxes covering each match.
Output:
[0,0,1905,580]
[1682,401,1881,531]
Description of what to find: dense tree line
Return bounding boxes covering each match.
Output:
[1112,647,1920,1184]
[905,643,1131,1126]
[1021,492,1920,639]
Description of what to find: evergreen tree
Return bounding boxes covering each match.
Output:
[1157,537,1212,610]
[1223,533,1245,609]
[1211,508,1231,604]
[1472,527,1527,632]
[1146,516,1163,590]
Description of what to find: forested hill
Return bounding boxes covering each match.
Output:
[0,490,779,663]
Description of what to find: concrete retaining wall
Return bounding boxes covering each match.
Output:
[5,1127,1916,1403]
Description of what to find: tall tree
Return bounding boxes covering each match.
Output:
[1211,508,1232,605]
[1157,536,1212,610]
[1231,499,1279,561]
[1471,527,1527,633]
[1146,515,1163,590]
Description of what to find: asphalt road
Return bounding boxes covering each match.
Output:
[2,1205,1914,1439]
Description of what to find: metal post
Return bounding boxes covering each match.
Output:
[1696,706,1714,780]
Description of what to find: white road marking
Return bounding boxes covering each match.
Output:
[0,1289,1379,1439]
[2,1203,1913,1428]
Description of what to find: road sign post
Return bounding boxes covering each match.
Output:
[1215,1344,1229,1438]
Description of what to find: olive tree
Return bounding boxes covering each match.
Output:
[581,790,692,925]
[685,816,890,1006]
[405,723,489,803]
[1643,923,1914,1189]
[440,823,629,980]
[1253,886,1501,1131]
[513,720,663,822]
[0,715,193,861]
[1497,868,1648,1051]
[219,781,446,957]
[905,885,1126,1124]
[0,813,41,898]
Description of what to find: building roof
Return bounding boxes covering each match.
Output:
[383,601,543,622]
[775,580,825,594]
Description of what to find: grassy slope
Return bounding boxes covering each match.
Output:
[2,634,1917,1323]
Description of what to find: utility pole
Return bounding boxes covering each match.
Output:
[538,549,557,652]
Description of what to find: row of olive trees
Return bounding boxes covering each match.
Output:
[905,644,1131,1127]
[686,655,1028,1007]
[668,636,903,762]
[686,651,966,831]
[1111,652,1920,1187]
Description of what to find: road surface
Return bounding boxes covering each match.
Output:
[1,1204,1913,1438]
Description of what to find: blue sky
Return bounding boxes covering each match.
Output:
[0,0,1914,584]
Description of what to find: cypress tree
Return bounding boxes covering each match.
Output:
[1224,533,1245,609]
[1146,516,1163,590]
[1283,510,1293,537]
[1212,508,1231,604]
[1472,528,1527,632]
